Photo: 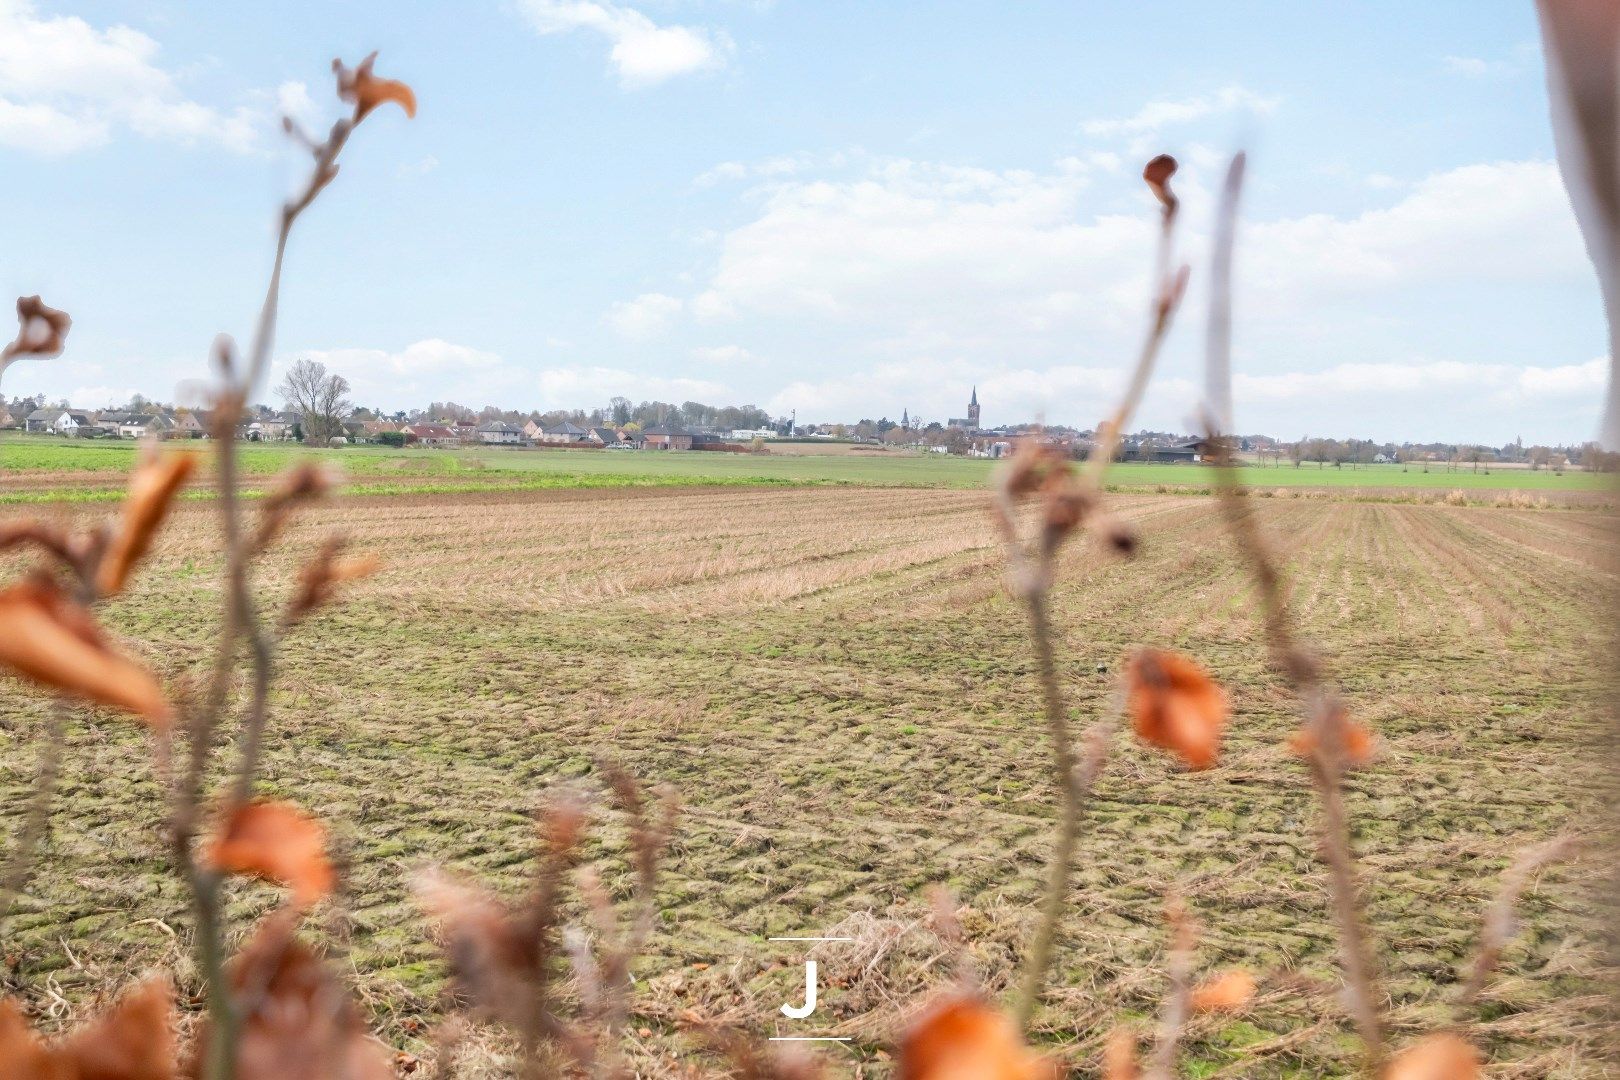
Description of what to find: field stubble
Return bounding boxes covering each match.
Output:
[0,485,1613,1076]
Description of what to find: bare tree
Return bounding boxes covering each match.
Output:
[278,358,352,445]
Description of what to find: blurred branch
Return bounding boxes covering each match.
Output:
[173,65,382,1080]
[1146,893,1196,1080]
[0,559,103,928]
[1201,151,1386,1070]
[1010,155,1190,1030]
[1455,834,1579,1011]
[0,700,69,927]
[1536,0,1620,448]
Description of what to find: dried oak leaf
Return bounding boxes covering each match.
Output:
[98,452,195,596]
[334,51,416,121]
[205,801,335,907]
[1189,969,1256,1013]
[897,994,1057,1080]
[192,909,393,1080]
[1383,1033,1480,1080]
[0,577,172,727]
[1124,647,1229,770]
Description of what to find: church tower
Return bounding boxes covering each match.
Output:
[967,386,980,429]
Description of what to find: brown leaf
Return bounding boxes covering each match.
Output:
[57,978,176,1080]
[0,1000,64,1080]
[253,462,335,551]
[1383,1033,1480,1080]
[411,869,537,1028]
[0,978,176,1080]
[205,801,334,907]
[897,994,1057,1080]
[1124,648,1229,770]
[0,520,78,567]
[334,51,416,121]
[1288,707,1378,768]
[1100,1027,1140,1080]
[1188,969,1256,1013]
[997,445,1069,501]
[194,909,393,1080]
[97,452,195,596]
[1142,154,1179,214]
[541,793,589,856]
[0,577,172,727]
[287,537,382,624]
[3,295,71,362]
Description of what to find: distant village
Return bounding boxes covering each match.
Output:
[0,385,1614,472]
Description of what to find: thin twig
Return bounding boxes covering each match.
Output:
[1455,834,1579,1011]
[1012,589,1083,1025]
[175,91,364,1080]
[1147,893,1196,1080]
[1201,151,1386,1070]
[0,570,102,928]
[0,700,70,927]
[1009,157,1190,1029]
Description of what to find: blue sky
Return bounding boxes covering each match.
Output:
[0,0,1608,443]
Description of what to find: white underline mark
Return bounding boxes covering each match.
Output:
[768,1037,853,1042]
[767,936,854,942]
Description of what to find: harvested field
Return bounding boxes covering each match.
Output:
[0,485,1614,1076]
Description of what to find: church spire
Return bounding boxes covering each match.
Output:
[970,385,978,406]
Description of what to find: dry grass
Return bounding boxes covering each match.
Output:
[0,485,1613,1076]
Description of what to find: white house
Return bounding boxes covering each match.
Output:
[53,411,93,436]
[119,413,176,439]
[729,428,778,440]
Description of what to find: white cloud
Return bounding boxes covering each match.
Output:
[0,0,269,155]
[691,156,1144,345]
[295,339,502,376]
[607,292,683,339]
[690,154,1584,346]
[694,152,827,188]
[1245,160,1585,299]
[281,339,506,402]
[1441,43,1536,80]
[669,150,1601,439]
[1442,54,1520,78]
[517,0,730,87]
[275,80,317,128]
[1225,357,1609,439]
[0,97,104,154]
[1235,358,1606,403]
[1442,56,1493,77]
[691,344,753,364]
[538,365,729,406]
[68,384,142,407]
[1081,85,1279,139]
[397,153,440,177]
